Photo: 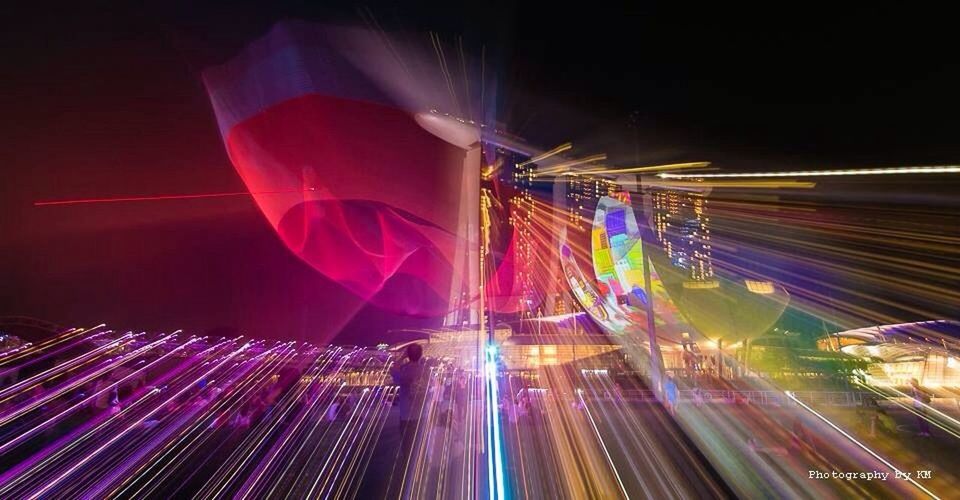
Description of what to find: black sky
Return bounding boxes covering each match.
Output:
[2,2,958,340]
[8,3,960,155]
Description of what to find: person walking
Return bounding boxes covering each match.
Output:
[664,375,678,416]
[910,378,932,437]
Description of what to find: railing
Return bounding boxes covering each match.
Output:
[586,388,958,410]
[602,389,872,406]
[673,389,870,406]
[527,386,960,411]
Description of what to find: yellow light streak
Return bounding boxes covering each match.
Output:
[583,161,711,175]
[518,142,573,167]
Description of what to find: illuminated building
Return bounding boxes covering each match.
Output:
[559,196,686,340]
[498,334,621,370]
[552,295,568,315]
[822,321,960,387]
[563,189,789,347]
[562,174,619,232]
[504,146,537,314]
[484,143,540,315]
[650,187,715,281]
[408,321,622,371]
[542,173,619,316]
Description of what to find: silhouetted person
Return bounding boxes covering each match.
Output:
[391,343,427,434]
[387,343,427,497]
[910,378,932,437]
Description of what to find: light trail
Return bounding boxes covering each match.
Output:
[0,334,188,454]
[786,391,940,499]
[0,327,110,386]
[658,165,960,179]
[83,342,292,499]
[0,332,137,406]
[23,342,255,499]
[576,389,629,499]
[485,344,507,500]
[0,336,241,497]
[201,349,351,498]
[534,154,608,176]
[641,179,816,189]
[854,382,960,441]
[0,325,102,368]
[2,314,955,498]
[517,142,573,167]
[235,351,347,498]
[582,161,711,175]
[109,342,301,498]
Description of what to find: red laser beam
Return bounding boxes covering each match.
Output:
[33,188,318,207]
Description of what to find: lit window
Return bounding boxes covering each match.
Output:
[744,280,775,294]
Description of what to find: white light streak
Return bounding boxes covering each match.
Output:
[658,165,960,179]
[786,391,940,499]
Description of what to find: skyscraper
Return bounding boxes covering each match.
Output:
[562,174,619,232]
[506,147,537,314]
[483,143,540,315]
[650,187,715,282]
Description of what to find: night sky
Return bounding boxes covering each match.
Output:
[2,3,958,342]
